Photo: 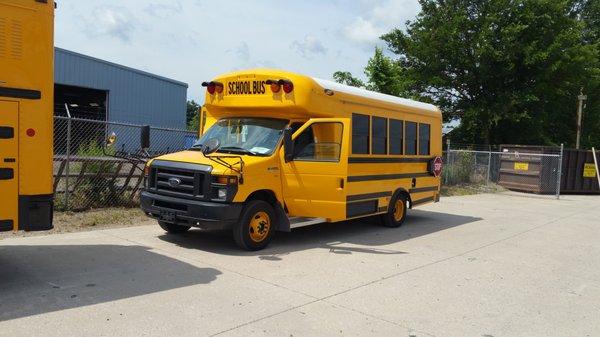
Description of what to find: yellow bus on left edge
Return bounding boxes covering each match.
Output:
[0,0,55,232]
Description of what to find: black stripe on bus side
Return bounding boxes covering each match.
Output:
[409,186,439,193]
[0,87,42,100]
[412,196,435,207]
[0,220,14,232]
[0,168,14,180]
[347,172,430,182]
[346,199,378,218]
[346,191,392,202]
[349,157,433,164]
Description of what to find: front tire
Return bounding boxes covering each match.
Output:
[233,200,275,251]
[158,221,191,234]
[380,193,408,228]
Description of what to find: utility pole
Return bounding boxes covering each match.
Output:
[576,88,587,149]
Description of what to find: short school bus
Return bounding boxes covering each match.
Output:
[141,69,443,250]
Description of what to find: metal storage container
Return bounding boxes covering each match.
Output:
[498,145,599,194]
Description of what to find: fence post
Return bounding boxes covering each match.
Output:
[555,143,564,200]
[445,139,451,185]
[64,104,72,210]
[486,145,492,185]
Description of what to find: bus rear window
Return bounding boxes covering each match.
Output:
[405,122,417,155]
[352,113,369,154]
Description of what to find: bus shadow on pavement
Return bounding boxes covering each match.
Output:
[158,209,482,257]
[0,244,221,322]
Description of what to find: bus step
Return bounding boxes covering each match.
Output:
[288,217,326,229]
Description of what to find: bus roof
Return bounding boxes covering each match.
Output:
[311,78,439,114]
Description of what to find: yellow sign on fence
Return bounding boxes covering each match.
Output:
[514,162,529,171]
[583,163,597,178]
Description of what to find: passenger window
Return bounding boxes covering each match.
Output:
[419,123,430,155]
[352,113,369,154]
[389,119,403,155]
[405,122,417,155]
[294,122,343,162]
[371,116,387,155]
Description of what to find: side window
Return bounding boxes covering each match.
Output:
[405,122,417,155]
[352,113,369,154]
[294,122,343,162]
[389,119,403,155]
[419,123,430,155]
[371,116,387,155]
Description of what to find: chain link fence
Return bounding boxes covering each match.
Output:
[443,143,563,199]
[53,116,197,211]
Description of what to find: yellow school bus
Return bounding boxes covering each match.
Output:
[141,69,442,250]
[0,0,55,232]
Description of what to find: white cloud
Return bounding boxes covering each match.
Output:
[344,17,385,44]
[82,5,137,42]
[145,1,183,19]
[291,35,327,59]
[343,0,420,45]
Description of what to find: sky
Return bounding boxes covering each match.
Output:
[55,0,421,103]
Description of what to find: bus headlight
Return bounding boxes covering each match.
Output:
[217,188,227,199]
[211,175,238,201]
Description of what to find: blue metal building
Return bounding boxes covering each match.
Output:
[54,47,188,128]
[53,48,189,153]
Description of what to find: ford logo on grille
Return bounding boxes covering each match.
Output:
[168,177,182,187]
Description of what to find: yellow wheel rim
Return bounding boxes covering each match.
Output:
[249,211,270,243]
[393,199,405,222]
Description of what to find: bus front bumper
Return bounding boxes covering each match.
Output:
[140,191,243,230]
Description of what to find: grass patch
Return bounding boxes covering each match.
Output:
[441,183,506,197]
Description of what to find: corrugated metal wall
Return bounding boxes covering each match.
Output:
[54,48,188,130]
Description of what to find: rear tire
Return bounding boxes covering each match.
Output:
[158,221,191,234]
[233,200,275,251]
[380,193,408,228]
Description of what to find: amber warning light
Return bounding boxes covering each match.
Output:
[266,79,294,94]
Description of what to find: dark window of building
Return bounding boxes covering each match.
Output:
[405,121,417,155]
[389,119,403,155]
[352,113,370,154]
[419,123,430,155]
[371,116,387,154]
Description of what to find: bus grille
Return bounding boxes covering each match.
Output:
[149,166,207,199]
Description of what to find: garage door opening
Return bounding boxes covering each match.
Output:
[54,84,109,155]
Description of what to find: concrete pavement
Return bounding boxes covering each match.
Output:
[1,193,599,336]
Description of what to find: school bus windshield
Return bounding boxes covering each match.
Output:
[193,118,288,156]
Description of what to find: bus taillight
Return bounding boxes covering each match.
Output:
[202,81,223,95]
[282,80,293,93]
[266,79,281,93]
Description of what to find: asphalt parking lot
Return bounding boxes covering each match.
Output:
[1,193,599,337]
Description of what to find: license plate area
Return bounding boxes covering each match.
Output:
[159,210,177,222]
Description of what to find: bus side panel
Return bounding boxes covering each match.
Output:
[0,100,19,231]
[0,1,55,231]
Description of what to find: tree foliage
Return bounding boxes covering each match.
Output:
[186,100,200,131]
[336,0,599,147]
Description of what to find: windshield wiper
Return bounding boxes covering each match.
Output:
[218,146,257,155]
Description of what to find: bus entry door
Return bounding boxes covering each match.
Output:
[280,118,349,222]
[0,100,19,231]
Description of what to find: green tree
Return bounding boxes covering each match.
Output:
[338,0,599,146]
[333,71,365,87]
[186,100,200,131]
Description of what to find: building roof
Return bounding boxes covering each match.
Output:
[55,47,188,88]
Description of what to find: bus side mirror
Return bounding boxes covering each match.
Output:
[283,127,294,163]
